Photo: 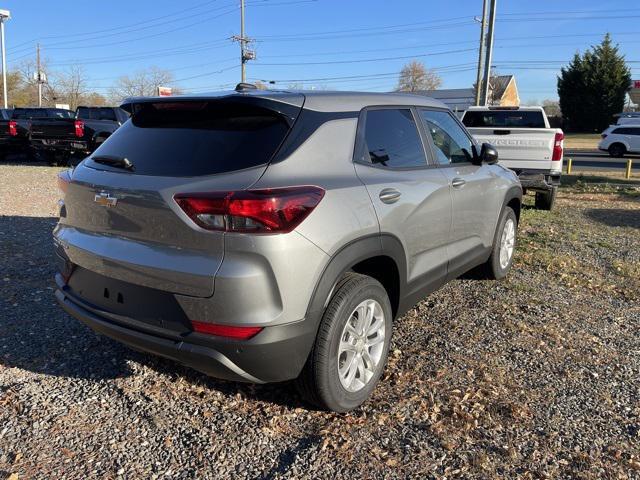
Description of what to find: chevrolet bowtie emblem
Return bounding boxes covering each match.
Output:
[94,191,118,207]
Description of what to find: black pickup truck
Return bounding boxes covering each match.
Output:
[0,108,74,159]
[29,106,129,165]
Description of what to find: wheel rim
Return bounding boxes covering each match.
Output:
[337,299,386,393]
[499,218,516,269]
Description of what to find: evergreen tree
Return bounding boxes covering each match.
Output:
[558,34,631,132]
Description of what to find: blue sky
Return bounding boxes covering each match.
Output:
[2,0,639,101]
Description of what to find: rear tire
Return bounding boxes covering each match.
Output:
[535,186,557,211]
[296,272,392,412]
[608,143,626,158]
[481,206,518,280]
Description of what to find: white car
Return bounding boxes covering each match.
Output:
[598,125,640,158]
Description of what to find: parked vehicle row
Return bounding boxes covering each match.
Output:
[54,88,522,412]
[0,106,128,165]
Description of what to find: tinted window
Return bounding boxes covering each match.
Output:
[77,107,118,121]
[49,109,74,119]
[613,127,640,135]
[76,107,91,119]
[358,109,427,168]
[12,108,44,119]
[420,109,474,165]
[88,100,294,177]
[462,110,546,128]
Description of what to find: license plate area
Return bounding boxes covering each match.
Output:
[67,267,192,333]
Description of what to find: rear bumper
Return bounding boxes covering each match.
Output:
[31,138,89,154]
[55,273,317,383]
[513,169,561,191]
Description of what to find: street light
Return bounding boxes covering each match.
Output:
[0,9,10,109]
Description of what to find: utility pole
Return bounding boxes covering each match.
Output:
[36,43,42,107]
[0,10,10,109]
[240,0,246,82]
[474,0,488,106]
[480,0,497,106]
[232,0,255,83]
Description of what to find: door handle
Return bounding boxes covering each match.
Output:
[379,188,402,204]
[451,178,466,188]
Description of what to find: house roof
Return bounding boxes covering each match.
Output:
[490,75,515,100]
[414,88,475,101]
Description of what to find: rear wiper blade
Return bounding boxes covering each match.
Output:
[91,155,135,171]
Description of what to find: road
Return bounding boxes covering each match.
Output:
[564,150,640,171]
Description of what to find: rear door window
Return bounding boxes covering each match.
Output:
[87,100,297,177]
[357,108,427,168]
[613,127,640,135]
[462,110,546,128]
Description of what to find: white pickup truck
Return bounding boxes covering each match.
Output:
[461,106,563,210]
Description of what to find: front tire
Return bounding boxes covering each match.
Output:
[535,186,557,211]
[482,206,518,280]
[297,273,392,412]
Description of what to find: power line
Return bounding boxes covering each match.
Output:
[251,48,478,67]
[7,0,223,52]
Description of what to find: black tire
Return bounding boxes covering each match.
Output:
[535,186,557,211]
[296,272,393,412]
[481,206,518,280]
[608,143,626,158]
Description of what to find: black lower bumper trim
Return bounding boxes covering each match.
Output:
[55,279,318,384]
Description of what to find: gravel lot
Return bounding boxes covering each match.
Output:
[1,163,639,479]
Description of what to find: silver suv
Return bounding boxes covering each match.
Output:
[54,88,522,412]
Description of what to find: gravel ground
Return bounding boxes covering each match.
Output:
[1,163,639,479]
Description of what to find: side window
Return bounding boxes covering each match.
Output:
[420,109,474,165]
[358,108,427,168]
[77,107,90,120]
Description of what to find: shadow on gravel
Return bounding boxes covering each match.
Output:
[259,433,321,479]
[584,208,640,229]
[0,215,309,409]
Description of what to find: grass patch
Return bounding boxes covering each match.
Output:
[564,133,600,150]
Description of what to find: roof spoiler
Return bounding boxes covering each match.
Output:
[487,106,520,110]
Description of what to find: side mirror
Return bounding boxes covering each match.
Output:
[480,142,498,165]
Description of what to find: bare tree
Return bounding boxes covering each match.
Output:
[109,67,176,103]
[542,99,561,118]
[52,65,88,110]
[396,61,442,92]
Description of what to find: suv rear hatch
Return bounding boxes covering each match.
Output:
[55,93,304,298]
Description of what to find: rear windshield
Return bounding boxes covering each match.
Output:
[462,110,546,128]
[88,100,294,177]
[11,108,73,119]
[77,107,118,121]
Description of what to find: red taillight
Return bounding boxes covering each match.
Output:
[74,119,84,138]
[552,132,564,161]
[57,170,71,194]
[191,321,263,339]
[175,186,325,233]
[8,120,17,137]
